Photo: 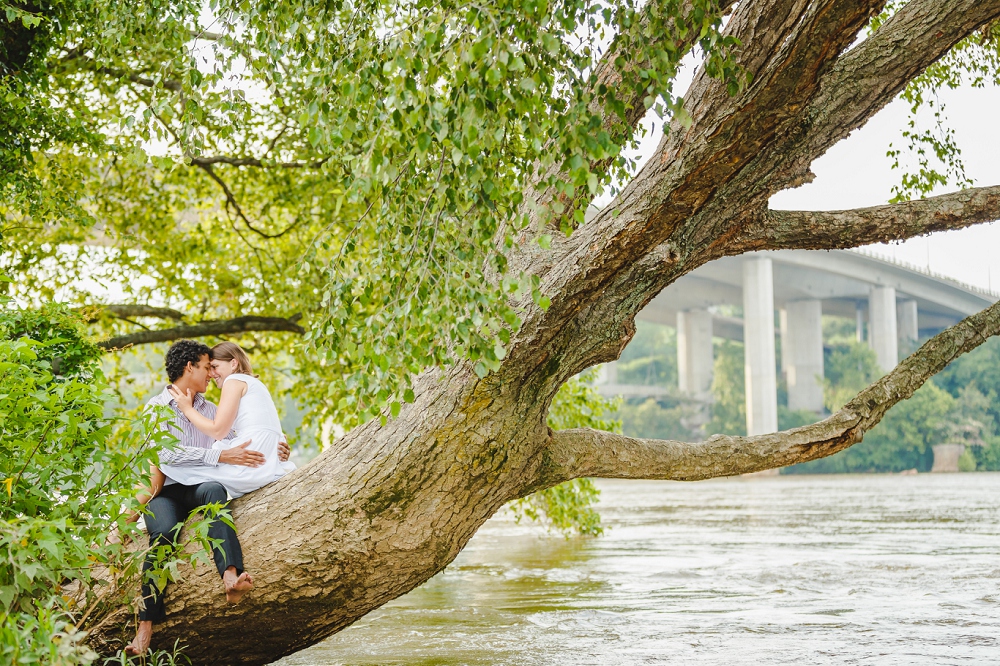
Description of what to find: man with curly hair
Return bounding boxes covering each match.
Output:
[126,339,291,656]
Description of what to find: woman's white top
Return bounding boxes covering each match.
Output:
[227,373,283,437]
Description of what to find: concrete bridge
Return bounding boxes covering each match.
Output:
[601,249,997,461]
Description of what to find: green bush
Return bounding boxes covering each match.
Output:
[936,337,1000,432]
[968,437,1000,471]
[616,321,678,388]
[707,340,746,436]
[0,304,211,664]
[823,341,882,412]
[0,303,101,378]
[957,449,977,472]
[617,397,694,441]
[778,406,820,431]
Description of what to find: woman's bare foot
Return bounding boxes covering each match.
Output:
[224,568,253,604]
[124,620,152,656]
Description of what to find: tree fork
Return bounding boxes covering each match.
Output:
[507,0,886,366]
[510,0,1000,380]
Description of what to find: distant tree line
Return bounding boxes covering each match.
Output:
[614,318,1000,473]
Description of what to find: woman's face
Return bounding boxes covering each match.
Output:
[210,358,238,388]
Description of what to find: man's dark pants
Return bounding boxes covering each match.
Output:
[139,481,244,622]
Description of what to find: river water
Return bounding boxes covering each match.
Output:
[274,474,1000,665]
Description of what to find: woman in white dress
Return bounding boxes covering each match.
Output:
[162,342,295,498]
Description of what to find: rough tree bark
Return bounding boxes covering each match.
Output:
[86,1,1000,663]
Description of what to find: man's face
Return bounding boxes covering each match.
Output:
[185,354,212,393]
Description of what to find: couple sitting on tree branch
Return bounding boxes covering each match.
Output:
[125,339,295,657]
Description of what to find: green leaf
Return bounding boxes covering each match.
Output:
[416,132,432,153]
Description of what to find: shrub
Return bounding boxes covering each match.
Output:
[0,304,212,664]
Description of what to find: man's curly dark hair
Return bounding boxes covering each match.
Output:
[165,339,213,383]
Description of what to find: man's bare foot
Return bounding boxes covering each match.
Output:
[124,620,152,657]
[224,568,253,604]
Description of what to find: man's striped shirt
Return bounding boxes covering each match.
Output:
[146,386,235,482]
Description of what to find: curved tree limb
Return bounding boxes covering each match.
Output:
[742,184,1000,252]
[505,0,885,380]
[194,163,302,240]
[602,0,1000,279]
[506,0,1000,389]
[189,155,329,169]
[598,0,1000,354]
[573,0,882,261]
[98,315,304,349]
[540,295,1000,487]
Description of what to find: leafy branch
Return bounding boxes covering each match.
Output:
[98,314,305,349]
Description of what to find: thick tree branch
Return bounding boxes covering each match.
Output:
[541,296,1000,486]
[584,0,883,251]
[601,0,1000,272]
[190,155,329,169]
[506,0,884,380]
[608,0,1000,324]
[98,315,304,349]
[743,184,1000,251]
[506,0,1000,391]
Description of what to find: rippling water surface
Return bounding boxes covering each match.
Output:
[274,474,1000,665]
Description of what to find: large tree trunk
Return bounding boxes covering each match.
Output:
[87,1,1000,662]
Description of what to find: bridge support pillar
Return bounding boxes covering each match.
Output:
[778,308,791,376]
[869,286,898,372]
[743,257,778,436]
[785,299,824,413]
[677,309,713,399]
[897,299,918,355]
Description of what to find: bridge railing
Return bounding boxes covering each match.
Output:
[849,248,999,300]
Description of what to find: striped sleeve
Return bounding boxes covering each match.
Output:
[158,445,222,467]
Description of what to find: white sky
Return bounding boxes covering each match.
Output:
[610,59,1000,295]
[769,84,1000,294]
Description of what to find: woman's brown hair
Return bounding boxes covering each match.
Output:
[211,341,255,376]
